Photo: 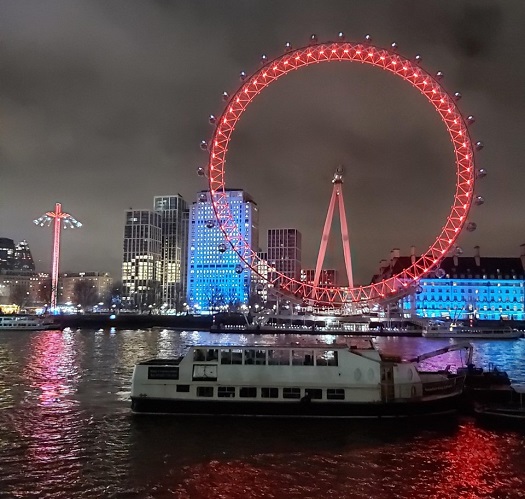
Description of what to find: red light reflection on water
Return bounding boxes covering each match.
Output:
[18,330,80,467]
[432,422,503,498]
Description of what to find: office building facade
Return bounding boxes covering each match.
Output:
[154,195,189,310]
[373,247,525,321]
[267,228,302,283]
[187,190,259,312]
[122,210,162,308]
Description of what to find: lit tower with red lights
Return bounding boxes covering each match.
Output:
[34,203,82,311]
[313,166,354,289]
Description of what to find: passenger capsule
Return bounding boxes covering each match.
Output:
[435,268,446,279]
[475,141,484,151]
[467,115,475,125]
[239,71,247,81]
[466,222,477,232]
[454,92,462,101]
[310,34,318,43]
[455,246,464,255]
[218,243,227,253]
[391,42,398,51]
[284,42,292,51]
[261,54,268,64]
[222,91,229,101]
[208,114,216,125]
[206,220,215,229]
[476,168,487,179]
[199,193,207,203]
[364,34,372,43]
[199,140,208,150]
[235,264,243,274]
[415,54,422,64]
[474,195,485,205]
[337,32,345,41]
[197,167,205,176]
[435,71,444,79]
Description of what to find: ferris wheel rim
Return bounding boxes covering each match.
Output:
[206,40,477,305]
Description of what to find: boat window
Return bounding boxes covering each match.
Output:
[176,384,190,393]
[283,388,301,399]
[221,349,232,365]
[206,349,219,361]
[239,387,257,398]
[261,387,279,398]
[327,389,345,400]
[244,350,256,364]
[244,349,265,365]
[221,348,243,365]
[218,386,235,398]
[315,350,338,366]
[197,386,214,397]
[255,349,266,365]
[231,349,243,364]
[305,388,322,399]
[268,349,290,365]
[292,350,314,366]
[193,349,206,361]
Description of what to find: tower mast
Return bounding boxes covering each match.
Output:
[34,203,82,310]
[313,166,354,289]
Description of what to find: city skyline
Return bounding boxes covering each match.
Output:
[2,1,525,284]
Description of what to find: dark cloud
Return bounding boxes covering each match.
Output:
[1,0,524,285]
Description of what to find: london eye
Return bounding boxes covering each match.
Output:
[202,34,484,306]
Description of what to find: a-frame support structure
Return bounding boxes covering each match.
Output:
[313,166,354,289]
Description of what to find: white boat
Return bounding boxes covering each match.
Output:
[0,315,56,331]
[422,324,522,339]
[130,340,471,418]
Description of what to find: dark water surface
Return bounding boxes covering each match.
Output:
[1,328,524,498]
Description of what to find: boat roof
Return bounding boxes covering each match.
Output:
[189,339,375,350]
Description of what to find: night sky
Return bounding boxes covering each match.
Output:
[1,1,524,285]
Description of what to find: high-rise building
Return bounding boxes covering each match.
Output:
[122,210,162,309]
[187,189,259,312]
[267,228,302,282]
[13,241,35,273]
[154,195,189,310]
[0,239,35,274]
[0,238,15,272]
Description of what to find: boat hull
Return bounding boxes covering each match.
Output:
[423,331,522,339]
[131,392,462,419]
[474,405,525,428]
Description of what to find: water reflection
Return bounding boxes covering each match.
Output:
[0,329,524,498]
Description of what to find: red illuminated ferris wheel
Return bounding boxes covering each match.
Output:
[202,34,485,306]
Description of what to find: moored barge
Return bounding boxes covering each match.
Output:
[130,340,471,418]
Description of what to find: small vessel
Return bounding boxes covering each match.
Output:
[474,385,525,426]
[422,323,522,339]
[130,339,471,418]
[0,315,56,331]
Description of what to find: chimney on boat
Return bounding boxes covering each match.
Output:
[474,245,481,267]
[453,253,459,267]
[410,245,416,265]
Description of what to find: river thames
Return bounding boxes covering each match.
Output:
[0,328,524,498]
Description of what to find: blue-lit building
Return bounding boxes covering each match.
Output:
[186,190,259,312]
[374,247,525,321]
